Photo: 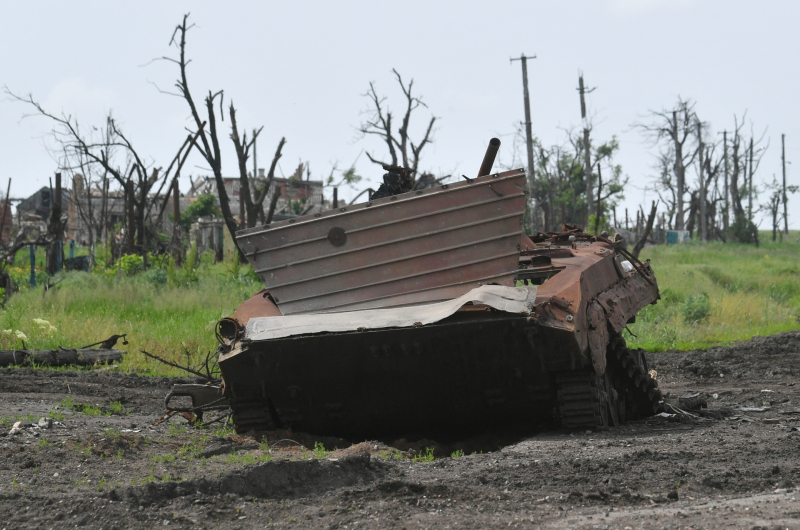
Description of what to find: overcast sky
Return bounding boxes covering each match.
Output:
[2,0,798,228]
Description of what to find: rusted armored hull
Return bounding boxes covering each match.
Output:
[215,137,662,438]
[219,230,662,438]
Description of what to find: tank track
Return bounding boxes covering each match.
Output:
[557,333,663,430]
[230,400,276,434]
[229,333,663,435]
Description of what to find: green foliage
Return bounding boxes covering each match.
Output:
[532,134,627,233]
[180,194,221,230]
[313,442,328,459]
[681,293,711,323]
[143,268,168,286]
[450,449,464,458]
[730,214,759,244]
[119,254,144,275]
[182,242,199,283]
[413,447,435,462]
[74,403,106,416]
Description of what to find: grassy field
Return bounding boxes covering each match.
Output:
[0,232,797,375]
[0,243,261,376]
[627,232,800,351]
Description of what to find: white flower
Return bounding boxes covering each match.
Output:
[48,325,57,334]
[1,329,11,335]
[32,318,51,329]
[14,331,27,341]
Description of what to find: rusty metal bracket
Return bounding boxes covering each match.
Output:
[165,384,229,423]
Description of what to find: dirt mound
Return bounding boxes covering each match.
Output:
[123,453,388,507]
[651,330,800,380]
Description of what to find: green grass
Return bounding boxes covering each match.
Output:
[0,232,797,374]
[628,231,800,351]
[412,447,436,462]
[0,245,261,375]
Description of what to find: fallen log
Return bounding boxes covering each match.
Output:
[0,348,124,367]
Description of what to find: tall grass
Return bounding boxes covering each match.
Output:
[0,232,797,371]
[627,232,800,351]
[0,248,261,375]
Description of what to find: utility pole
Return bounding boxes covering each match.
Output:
[578,74,596,230]
[697,122,706,243]
[510,53,537,228]
[720,130,729,234]
[748,137,754,223]
[782,134,788,236]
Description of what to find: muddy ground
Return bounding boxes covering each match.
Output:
[1,331,800,529]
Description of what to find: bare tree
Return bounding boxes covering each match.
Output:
[163,14,288,260]
[229,105,286,229]
[162,14,239,259]
[5,90,194,257]
[761,175,798,241]
[358,69,436,182]
[728,114,769,243]
[634,98,698,230]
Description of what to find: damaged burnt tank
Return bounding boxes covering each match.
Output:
[215,138,663,439]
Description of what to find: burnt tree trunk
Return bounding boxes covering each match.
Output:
[632,201,658,259]
[45,173,63,275]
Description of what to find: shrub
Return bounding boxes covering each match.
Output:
[119,254,144,275]
[682,293,711,323]
[143,268,168,286]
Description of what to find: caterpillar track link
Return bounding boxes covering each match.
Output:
[556,334,664,431]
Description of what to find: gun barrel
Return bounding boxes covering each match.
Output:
[477,138,501,177]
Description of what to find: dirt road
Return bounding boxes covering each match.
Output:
[0,331,799,529]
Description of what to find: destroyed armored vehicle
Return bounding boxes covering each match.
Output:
[214,139,663,439]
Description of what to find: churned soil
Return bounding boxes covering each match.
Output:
[0,331,799,529]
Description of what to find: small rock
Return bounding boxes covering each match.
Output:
[53,472,58,477]
[8,422,22,435]
[667,490,679,500]
[37,417,53,430]
[763,418,780,425]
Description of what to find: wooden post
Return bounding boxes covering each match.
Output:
[29,245,35,287]
[126,179,135,255]
[782,134,788,236]
[510,54,537,230]
[579,75,593,228]
[748,138,754,223]
[333,187,338,209]
[0,178,11,245]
